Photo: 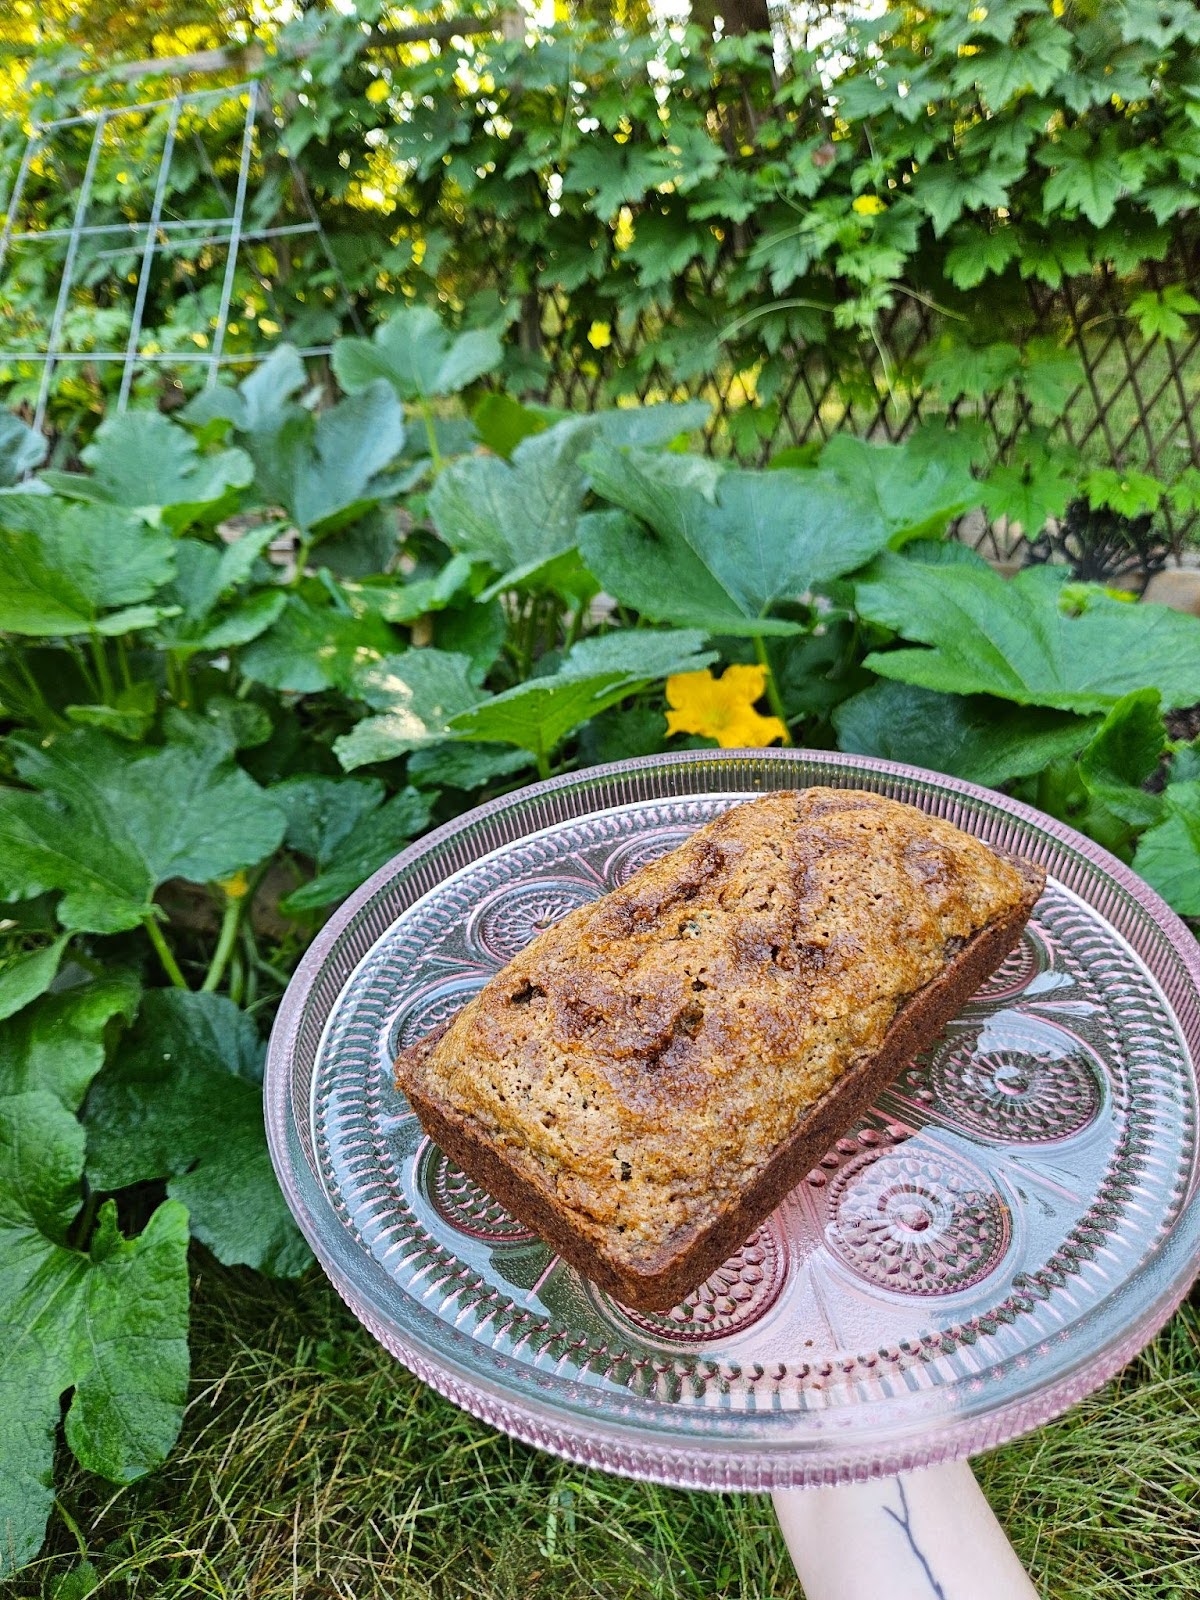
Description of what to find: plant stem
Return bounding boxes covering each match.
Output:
[67,637,99,700]
[166,649,190,708]
[228,946,246,1007]
[116,633,134,691]
[291,534,313,585]
[143,914,189,989]
[71,1188,100,1251]
[564,600,587,651]
[515,594,536,679]
[420,400,444,475]
[754,634,794,746]
[201,891,244,994]
[89,632,116,705]
[5,648,62,731]
[535,747,552,782]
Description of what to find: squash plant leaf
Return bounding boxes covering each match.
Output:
[272,774,386,864]
[471,392,560,459]
[339,552,473,625]
[273,776,433,911]
[448,629,714,761]
[430,406,709,591]
[156,527,284,652]
[248,381,406,536]
[577,509,799,637]
[1132,781,1200,916]
[429,420,597,572]
[1077,688,1167,828]
[833,680,1098,789]
[0,718,286,934]
[818,434,982,545]
[0,494,178,638]
[41,411,253,533]
[584,443,892,625]
[0,974,140,1110]
[182,344,310,438]
[0,936,71,1026]
[332,305,505,401]
[84,991,311,1275]
[855,547,1200,712]
[334,649,486,770]
[239,593,397,693]
[0,411,47,488]
[0,1087,189,1574]
[407,741,535,791]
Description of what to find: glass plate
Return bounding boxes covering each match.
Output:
[265,752,1200,1489]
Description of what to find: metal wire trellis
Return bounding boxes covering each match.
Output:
[0,80,359,431]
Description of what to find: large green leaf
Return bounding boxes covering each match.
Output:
[0,1088,188,1574]
[272,774,386,864]
[584,444,893,627]
[332,305,505,401]
[41,412,253,533]
[239,594,397,693]
[0,719,285,934]
[273,775,433,910]
[406,742,535,791]
[0,494,177,637]
[854,549,1200,713]
[833,680,1099,788]
[181,345,309,438]
[0,936,70,1025]
[818,434,983,545]
[84,991,311,1276]
[577,510,799,637]
[0,1323,59,1577]
[340,554,473,625]
[429,407,708,590]
[249,382,406,536]
[62,1201,191,1482]
[334,650,486,771]
[0,975,140,1110]
[155,527,284,652]
[1132,781,1200,916]
[448,629,714,761]
[0,412,47,488]
[1077,689,1166,828]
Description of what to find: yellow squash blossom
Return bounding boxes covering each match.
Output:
[852,194,886,216]
[587,320,613,349]
[665,664,788,749]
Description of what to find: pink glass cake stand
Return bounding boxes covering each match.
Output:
[265,752,1200,1598]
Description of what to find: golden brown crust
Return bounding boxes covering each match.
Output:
[396,789,1046,1312]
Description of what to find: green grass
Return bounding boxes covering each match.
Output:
[10,1263,1200,1600]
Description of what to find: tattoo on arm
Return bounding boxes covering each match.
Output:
[882,1477,949,1600]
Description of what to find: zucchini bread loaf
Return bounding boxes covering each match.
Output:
[396,788,1045,1312]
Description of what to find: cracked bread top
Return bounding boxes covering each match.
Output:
[395,788,1030,1273]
